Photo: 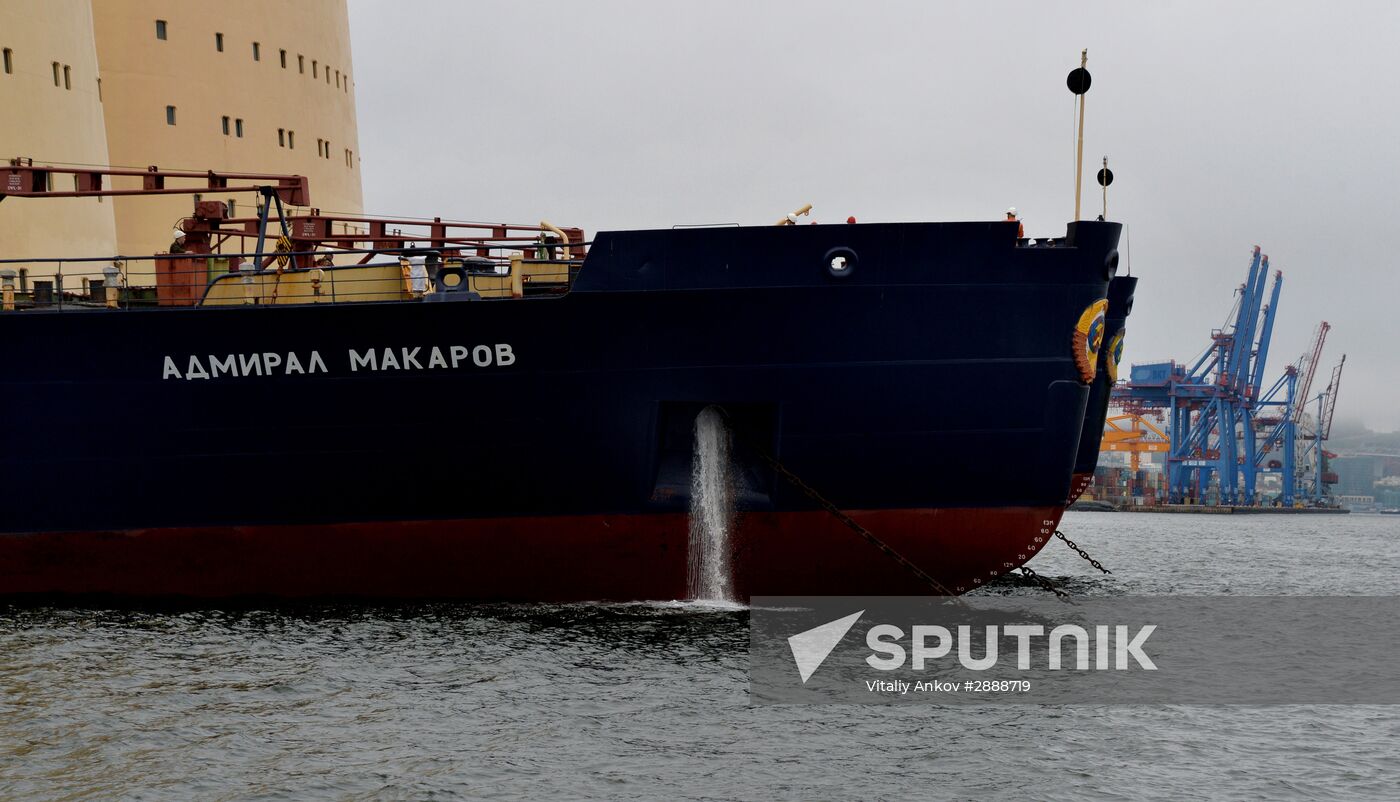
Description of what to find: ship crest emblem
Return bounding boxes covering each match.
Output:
[1072,299,1109,383]
[1106,328,1126,383]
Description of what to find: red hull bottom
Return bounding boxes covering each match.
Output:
[0,507,1065,600]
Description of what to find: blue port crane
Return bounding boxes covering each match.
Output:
[1113,246,1299,505]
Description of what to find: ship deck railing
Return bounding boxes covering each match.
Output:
[0,243,589,312]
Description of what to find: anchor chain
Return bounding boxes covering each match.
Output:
[1018,565,1071,599]
[1055,530,1112,574]
[1017,528,1112,600]
[714,408,963,600]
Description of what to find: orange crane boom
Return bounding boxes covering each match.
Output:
[1100,413,1170,472]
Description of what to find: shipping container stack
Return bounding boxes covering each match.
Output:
[1089,466,1169,508]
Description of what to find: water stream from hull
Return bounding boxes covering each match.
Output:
[688,406,737,602]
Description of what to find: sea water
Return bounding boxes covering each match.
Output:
[2,513,1398,800]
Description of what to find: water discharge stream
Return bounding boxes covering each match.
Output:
[687,406,736,602]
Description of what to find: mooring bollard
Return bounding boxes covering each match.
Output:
[0,269,15,312]
[239,263,257,304]
[510,254,524,299]
[102,264,122,309]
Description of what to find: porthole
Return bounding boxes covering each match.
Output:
[825,247,858,278]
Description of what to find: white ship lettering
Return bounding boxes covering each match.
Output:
[162,345,514,380]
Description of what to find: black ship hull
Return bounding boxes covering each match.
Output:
[0,220,1122,598]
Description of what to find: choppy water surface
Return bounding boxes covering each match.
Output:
[3,512,1398,800]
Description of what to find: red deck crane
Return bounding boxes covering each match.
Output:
[2,158,584,307]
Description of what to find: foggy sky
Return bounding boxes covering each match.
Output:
[347,0,1400,431]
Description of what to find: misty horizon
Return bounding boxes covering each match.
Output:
[347,0,1399,432]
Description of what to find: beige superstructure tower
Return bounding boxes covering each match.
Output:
[0,0,119,262]
[0,0,362,271]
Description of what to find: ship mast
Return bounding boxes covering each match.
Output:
[1068,50,1091,221]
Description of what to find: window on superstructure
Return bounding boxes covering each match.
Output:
[3,49,12,75]
[235,118,243,138]
[96,77,101,101]
[228,199,236,217]
[298,54,304,73]
[288,130,294,149]
[280,49,287,68]
[253,42,261,61]
[316,138,323,157]
[155,20,167,40]
[325,69,330,85]
[166,105,177,125]
[215,33,224,52]
[312,60,318,78]
[63,65,70,90]
[278,128,285,147]
[222,115,230,135]
[324,139,330,159]
[52,62,59,86]
[335,69,340,88]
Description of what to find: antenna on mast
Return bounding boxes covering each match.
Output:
[1097,156,1113,220]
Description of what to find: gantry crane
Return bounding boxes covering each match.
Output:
[1113,244,1341,507]
[1320,355,1346,442]
[1113,246,1317,505]
[1298,353,1346,504]
[1113,247,1283,504]
[1293,322,1331,426]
